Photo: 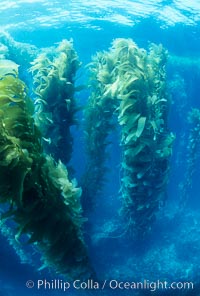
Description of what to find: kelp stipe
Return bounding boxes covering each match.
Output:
[29,39,80,165]
[0,59,93,279]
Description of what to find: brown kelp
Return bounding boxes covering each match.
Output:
[179,108,200,208]
[82,50,118,209]
[84,38,174,237]
[0,59,93,279]
[114,39,174,237]
[0,31,38,80]
[29,39,80,165]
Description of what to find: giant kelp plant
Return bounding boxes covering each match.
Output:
[84,38,174,237]
[115,39,174,237]
[29,39,80,165]
[0,31,37,62]
[82,50,118,209]
[179,108,200,209]
[0,31,38,84]
[0,59,93,279]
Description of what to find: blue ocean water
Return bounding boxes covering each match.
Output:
[1,0,200,295]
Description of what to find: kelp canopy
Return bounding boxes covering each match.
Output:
[0,59,93,279]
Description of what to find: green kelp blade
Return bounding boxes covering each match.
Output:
[136,116,146,138]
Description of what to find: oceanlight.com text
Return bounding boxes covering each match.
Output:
[108,279,194,291]
[26,279,194,292]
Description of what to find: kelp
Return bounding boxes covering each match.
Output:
[179,108,200,209]
[85,38,174,237]
[111,39,174,237]
[29,39,80,165]
[0,31,38,84]
[82,51,118,210]
[0,31,37,60]
[0,59,93,279]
